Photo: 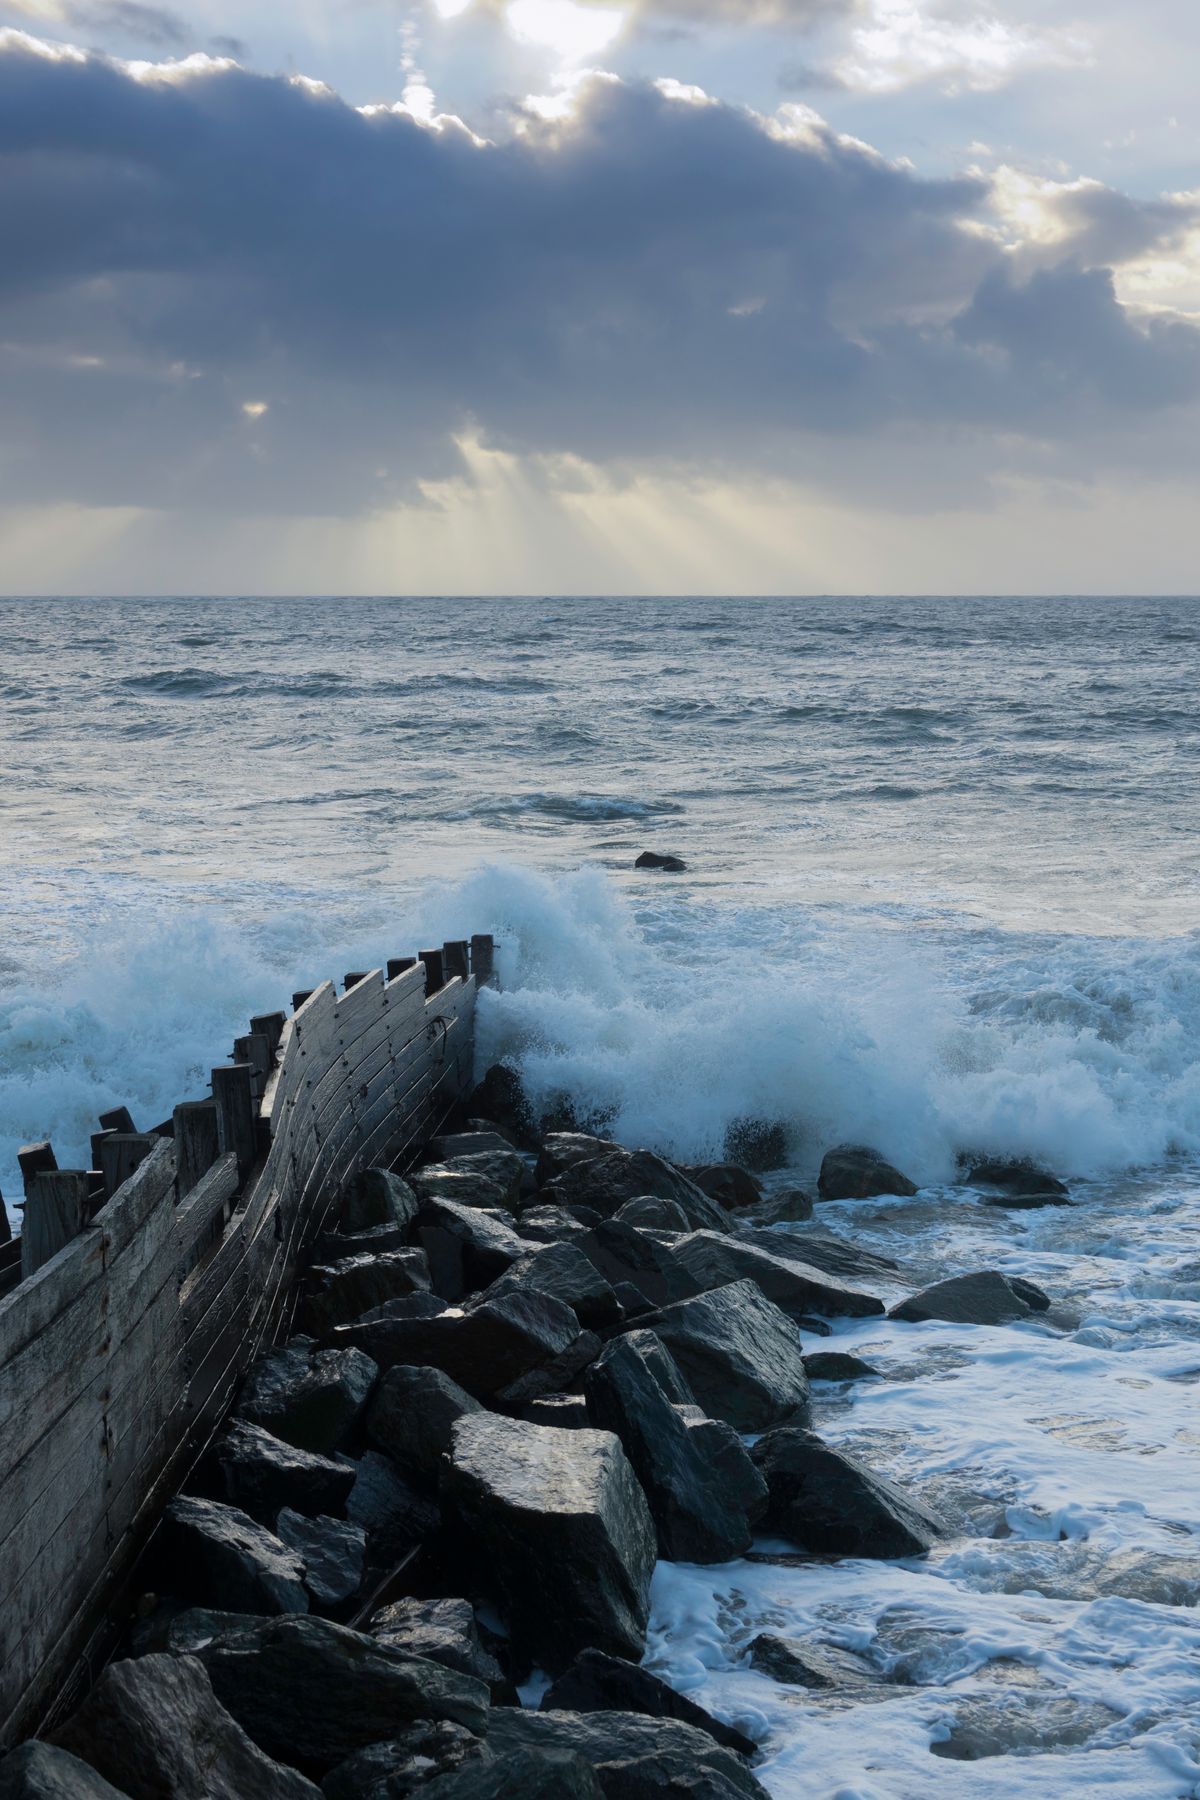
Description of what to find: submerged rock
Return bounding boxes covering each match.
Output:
[236,1343,378,1456]
[818,1145,918,1201]
[210,1420,355,1525]
[543,1649,756,1756]
[158,1496,309,1616]
[745,1633,873,1689]
[634,852,687,872]
[889,1270,1051,1326]
[803,1352,880,1383]
[0,1743,132,1800]
[640,1278,811,1432]
[967,1158,1072,1207]
[441,1413,656,1672]
[485,1709,770,1800]
[750,1426,942,1558]
[671,1230,884,1320]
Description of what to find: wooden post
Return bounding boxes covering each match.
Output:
[470,935,496,986]
[292,990,315,1012]
[343,971,369,991]
[443,941,470,984]
[233,1032,272,1099]
[174,1099,221,1198]
[18,1141,58,1200]
[98,1105,136,1134]
[21,1171,90,1279]
[98,1133,156,1199]
[250,1012,287,1058]
[212,1064,256,1178]
[387,957,418,982]
[419,950,445,996]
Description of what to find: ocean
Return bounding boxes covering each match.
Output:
[2,593,1199,1795]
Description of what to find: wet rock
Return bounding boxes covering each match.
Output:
[674,1407,767,1517]
[341,1169,419,1237]
[672,1231,884,1320]
[536,1133,623,1185]
[466,1065,538,1151]
[640,1279,811,1432]
[54,1654,319,1800]
[478,1241,623,1330]
[429,1130,519,1162]
[357,1292,449,1325]
[803,1352,880,1382]
[516,1205,598,1245]
[173,1611,490,1770]
[425,1749,605,1799]
[301,1252,431,1336]
[366,1364,483,1485]
[929,1693,1119,1761]
[314,1221,415,1262]
[276,1511,366,1617]
[967,1158,1072,1207]
[817,1145,918,1201]
[890,1270,1051,1326]
[745,1633,873,1689]
[578,1218,700,1308]
[611,1281,657,1322]
[210,1420,355,1525]
[750,1426,942,1557]
[159,1496,309,1615]
[0,1743,131,1800]
[622,1327,695,1403]
[546,1149,730,1233]
[320,1723,488,1800]
[236,1343,378,1456]
[412,1165,518,1215]
[496,1328,602,1408]
[417,1198,526,1301]
[485,1709,770,1800]
[684,1164,764,1210]
[543,1648,757,1756]
[441,1413,656,1672]
[522,1394,591,1428]
[420,1152,526,1209]
[343,1450,439,1564]
[584,1334,765,1563]
[330,1289,585,1400]
[613,1196,691,1233]
[370,1597,508,1697]
[738,1189,814,1226]
[723,1119,788,1173]
[634,851,687,872]
[739,1227,899,1283]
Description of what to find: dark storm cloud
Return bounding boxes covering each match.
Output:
[0,35,1196,516]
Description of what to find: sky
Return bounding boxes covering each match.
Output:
[0,0,1197,593]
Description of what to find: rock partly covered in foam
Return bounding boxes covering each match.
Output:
[542,1649,758,1757]
[966,1158,1071,1206]
[817,1145,918,1201]
[750,1426,943,1558]
[745,1633,874,1688]
[890,1270,1051,1325]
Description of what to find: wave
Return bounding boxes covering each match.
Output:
[444,794,686,825]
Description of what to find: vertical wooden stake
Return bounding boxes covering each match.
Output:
[98,1134,156,1200]
[443,941,470,984]
[419,950,445,996]
[212,1064,257,1178]
[21,1171,90,1279]
[387,958,418,982]
[97,1106,136,1134]
[470,935,496,986]
[250,1012,287,1058]
[174,1100,221,1198]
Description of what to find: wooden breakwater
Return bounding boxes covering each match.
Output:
[0,933,494,1748]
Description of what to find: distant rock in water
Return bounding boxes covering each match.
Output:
[818,1144,918,1201]
[966,1157,1071,1206]
[890,1270,1051,1326]
[635,851,687,871]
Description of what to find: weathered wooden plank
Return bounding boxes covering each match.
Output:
[173,1101,220,1200]
[211,1064,256,1179]
[20,1174,89,1280]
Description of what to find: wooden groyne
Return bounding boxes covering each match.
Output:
[0,933,493,1748]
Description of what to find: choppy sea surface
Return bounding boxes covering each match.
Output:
[2,594,1199,1795]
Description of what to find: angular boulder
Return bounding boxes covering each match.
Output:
[739,1189,815,1226]
[485,1710,770,1800]
[613,1196,691,1233]
[425,1151,526,1206]
[54,1655,319,1800]
[967,1158,1070,1205]
[578,1219,700,1308]
[641,1279,811,1432]
[343,1450,439,1564]
[314,1221,415,1261]
[750,1426,942,1558]
[495,1328,601,1409]
[516,1205,598,1246]
[745,1632,873,1689]
[546,1150,729,1233]
[321,1724,488,1800]
[236,1343,378,1456]
[210,1420,355,1525]
[275,1511,366,1617]
[739,1227,898,1284]
[672,1232,884,1320]
[412,1167,516,1215]
[817,1145,918,1201]
[441,1414,656,1672]
[523,1394,591,1428]
[466,1065,538,1150]
[889,1270,1051,1326]
[158,1497,308,1616]
[417,1197,526,1300]
[423,1749,605,1799]
[674,1408,768,1517]
[300,1251,430,1336]
[0,1743,131,1800]
[477,1241,622,1330]
[536,1132,623,1184]
[341,1168,418,1237]
[684,1165,763,1210]
[330,1289,585,1400]
[366,1364,483,1485]
[370,1597,508,1697]
[803,1352,879,1383]
[584,1335,765,1564]
[429,1129,519,1161]
[543,1649,757,1756]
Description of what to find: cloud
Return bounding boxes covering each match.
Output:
[0,34,1196,522]
[3,0,189,45]
[833,0,1089,94]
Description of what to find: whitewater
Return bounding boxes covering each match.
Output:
[2,594,1199,1794]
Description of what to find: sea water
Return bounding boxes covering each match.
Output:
[1,594,1198,1794]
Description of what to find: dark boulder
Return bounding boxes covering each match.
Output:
[341,1169,418,1237]
[0,1743,131,1800]
[171,1611,490,1770]
[210,1420,355,1525]
[516,1205,598,1245]
[423,1749,604,1799]
[584,1334,765,1564]
[673,1407,767,1517]
[478,1241,622,1330]
[738,1189,814,1226]
[889,1270,1051,1326]
[684,1165,763,1211]
[300,1251,430,1336]
[429,1130,519,1161]
[314,1221,415,1261]
[738,1226,898,1283]
[412,1166,518,1215]
[745,1633,873,1688]
[612,1281,656,1322]
[358,1292,448,1324]
[817,1145,918,1201]
[366,1364,483,1484]
[546,1150,729,1233]
[236,1343,378,1456]
[276,1511,366,1617]
[723,1120,788,1173]
[622,1328,695,1404]
[967,1158,1071,1206]
[750,1427,942,1558]
[158,1497,308,1615]
[321,1724,488,1800]
[417,1151,526,1209]
[613,1196,691,1233]
[543,1648,756,1756]
[522,1394,591,1427]
[578,1218,700,1308]
[329,1289,585,1400]
[536,1133,623,1184]
[671,1231,884,1320]
[441,1414,656,1673]
[495,1329,602,1409]
[803,1352,879,1383]
[416,1198,525,1301]
[54,1654,319,1800]
[485,1710,770,1800]
[466,1065,538,1151]
[634,852,687,872]
[343,1451,439,1565]
[370,1597,508,1698]
[640,1279,811,1432]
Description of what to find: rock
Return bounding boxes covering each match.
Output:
[341,1169,419,1237]
[684,1165,763,1210]
[546,1150,730,1233]
[738,1226,898,1283]
[674,1407,767,1517]
[584,1334,765,1563]
[429,1152,527,1208]
[441,1414,656,1672]
[803,1352,880,1382]
[738,1189,814,1226]
[173,1611,490,1770]
[516,1205,598,1245]
[612,1281,656,1322]
[236,1343,378,1456]
[276,1511,366,1617]
[750,1426,942,1557]
[370,1597,508,1697]
[478,1241,622,1330]
[331,1289,585,1401]
[314,1221,416,1261]
[158,1496,309,1615]
[640,1279,811,1432]
[429,1129,522,1162]
[613,1196,691,1233]
[417,1197,526,1300]
[366,1364,483,1484]
[358,1292,449,1324]
[523,1394,591,1428]
[671,1231,884,1320]
[745,1633,872,1688]
[623,1327,695,1403]
[578,1218,700,1308]
[210,1420,355,1525]
[889,1270,1051,1326]
[0,1742,132,1800]
[535,1133,623,1184]
[54,1654,319,1800]
[486,1710,770,1800]
[301,1252,431,1336]
[543,1648,756,1756]
[723,1119,788,1173]
[466,1065,538,1150]
[343,1450,440,1564]
[634,851,687,872]
[320,1724,488,1800]
[967,1158,1071,1206]
[817,1145,918,1201]
[412,1167,516,1214]
[423,1750,605,1799]
[496,1328,602,1408]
